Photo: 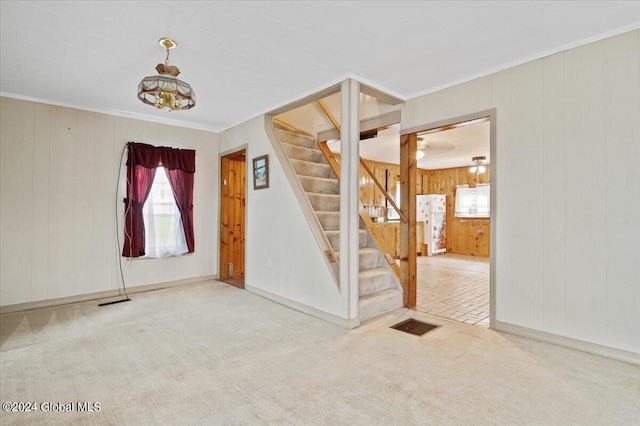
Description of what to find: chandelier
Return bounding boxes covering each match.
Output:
[137,38,195,111]
[469,156,487,173]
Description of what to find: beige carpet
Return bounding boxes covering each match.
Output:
[1,281,639,425]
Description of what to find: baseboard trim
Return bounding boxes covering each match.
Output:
[0,275,217,315]
[246,284,359,329]
[493,320,640,366]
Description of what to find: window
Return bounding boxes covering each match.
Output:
[122,142,196,258]
[455,184,490,218]
[142,167,188,258]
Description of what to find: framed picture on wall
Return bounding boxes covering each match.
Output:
[253,154,269,190]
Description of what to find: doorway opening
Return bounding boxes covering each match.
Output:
[405,112,494,328]
[219,149,247,288]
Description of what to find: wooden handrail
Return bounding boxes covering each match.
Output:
[359,158,407,223]
[326,150,407,223]
[315,96,405,224]
[318,140,401,279]
[316,99,404,280]
[273,116,296,130]
[317,100,341,133]
[318,141,340,179]
[273,117,314,137]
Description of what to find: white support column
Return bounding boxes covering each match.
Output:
[339,79,360,322]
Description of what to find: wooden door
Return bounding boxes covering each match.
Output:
[219,150,246,288]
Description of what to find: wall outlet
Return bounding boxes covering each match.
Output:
[267,257,272,268]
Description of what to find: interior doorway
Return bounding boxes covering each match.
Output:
[404,111,495,328]
[219,149,247,288]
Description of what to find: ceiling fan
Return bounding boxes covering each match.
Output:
[416,137,452,159]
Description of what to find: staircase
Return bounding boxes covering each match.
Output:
[273,125,403,323]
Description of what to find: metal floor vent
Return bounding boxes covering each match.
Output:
[390,318,439,336]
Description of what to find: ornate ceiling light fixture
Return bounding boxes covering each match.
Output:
[137,38,195,111]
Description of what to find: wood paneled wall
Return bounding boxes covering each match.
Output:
[401,31,640,355]
[360,158,491,257]
[370,221,424,258]
[359,159,390,208]
[0,97,219,307]
[423,165,491,257]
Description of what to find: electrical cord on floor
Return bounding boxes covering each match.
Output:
[99,142,131,307]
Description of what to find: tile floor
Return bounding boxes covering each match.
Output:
[416,253,490,327]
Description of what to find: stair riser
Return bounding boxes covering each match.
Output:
[290,159,332,179]
[359,291,403,323]
[277,131,318,149]
[359,251,380,270]
[326,230,368,251]
[360,270,392,296]
[316,212,340,231]
[307,194,340,212]
[282,143,323,163]
[335,249,381,270]
[278,127,403,324]
[299,176,339,195]
[360,230,369,248]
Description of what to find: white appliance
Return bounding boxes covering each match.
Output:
[416,194,446,256]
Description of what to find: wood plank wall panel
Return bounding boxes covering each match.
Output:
[564,40,609,342]
[541,52,568,334]
[370,222,424,258]
[370,223,398,258]
[509,60,545,330]
[601,32,640,350]
[388,30,640,353]
[492,30,639,349]
[0,97,218,307]
[422,166,491,257]
[1,99,34,303]
[359,159,397,208]
[30,103,54,301]
[360,158,491,257]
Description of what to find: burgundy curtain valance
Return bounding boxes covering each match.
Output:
[122,142,196,258]
[127,142,196,172]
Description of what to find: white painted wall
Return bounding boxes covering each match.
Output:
[278,92,400,137]
[0,98,219,307]
[220,116,347,320]
[402,30,640,354]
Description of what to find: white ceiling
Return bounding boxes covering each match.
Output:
[327,121,490,170]
[1,1,639,132]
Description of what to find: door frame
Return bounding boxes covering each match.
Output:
[400,109,497,328]
[218,146,248,288]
